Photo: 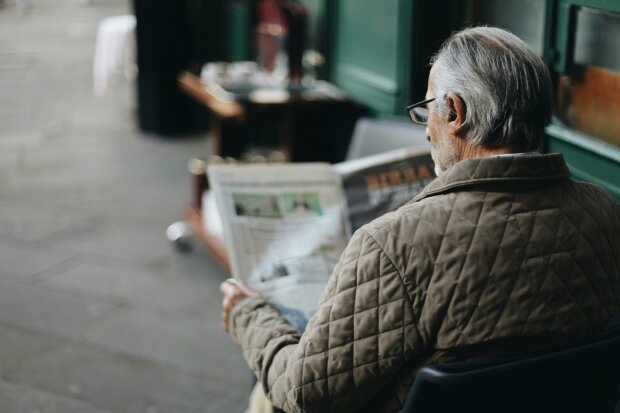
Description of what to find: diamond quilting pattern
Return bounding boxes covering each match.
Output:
[229,154,619,413]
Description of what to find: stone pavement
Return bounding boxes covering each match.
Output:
[0,0,251,411]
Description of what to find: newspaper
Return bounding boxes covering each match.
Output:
[335,147,434,234]
[208,147,434,319]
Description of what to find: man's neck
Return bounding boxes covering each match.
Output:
[460,143,516,160]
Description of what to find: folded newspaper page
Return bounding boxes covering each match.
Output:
[208,163,349,318]
[208,148,434,320]
[335,147,435,234]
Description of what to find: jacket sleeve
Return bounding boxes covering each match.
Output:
[229,228,425,412]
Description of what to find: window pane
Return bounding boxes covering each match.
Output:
[555,8,620,148]
[472,0,545,55]
[574,8,620,72]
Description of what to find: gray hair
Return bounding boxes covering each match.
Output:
[431,26,552,151]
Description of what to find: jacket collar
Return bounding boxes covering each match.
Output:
[412,153,571,202]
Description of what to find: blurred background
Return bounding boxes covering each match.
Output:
[0,0,618,412]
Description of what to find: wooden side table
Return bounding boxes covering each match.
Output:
[178,71,360,162]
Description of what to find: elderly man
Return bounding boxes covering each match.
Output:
[220,27,620,412]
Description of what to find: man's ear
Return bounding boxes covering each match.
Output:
[446,93,467,136]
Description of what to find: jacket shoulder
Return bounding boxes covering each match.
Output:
[361,193,456,244]
[566,179,619,206]
[561,179,620,225]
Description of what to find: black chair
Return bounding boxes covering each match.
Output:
[403,327,620,413]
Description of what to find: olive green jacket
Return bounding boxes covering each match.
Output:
[230,153,620,413]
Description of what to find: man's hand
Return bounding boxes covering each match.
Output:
[219,278,259,332]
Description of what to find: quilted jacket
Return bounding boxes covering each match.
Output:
[229,153,620,413]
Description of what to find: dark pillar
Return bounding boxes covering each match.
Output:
[132,0,222,135]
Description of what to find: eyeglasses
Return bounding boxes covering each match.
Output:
[406,97,435,125]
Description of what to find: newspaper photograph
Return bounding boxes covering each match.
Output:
[208,163,349,318]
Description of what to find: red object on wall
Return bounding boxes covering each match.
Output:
[257,0,288,74]
[256,0,307,85]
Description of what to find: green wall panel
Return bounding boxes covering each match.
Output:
[546,123,620,200]
[299,0,322,21]
[336,1,400,87]
[226,1,252,61]
[330,0,411,115]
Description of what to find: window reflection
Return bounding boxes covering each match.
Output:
[468,0,545,55]
[574,8,620,72]
[556,8,620,148]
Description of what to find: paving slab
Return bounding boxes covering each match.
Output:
[0,321,65,377]
[0,278,119,339]
[0,200,102,245]
[0,242,72,281]
[51,219,173,265]
[0,379,116,413]
[10,342,247,413]
[42,257,219,315]
[80,304,250,382]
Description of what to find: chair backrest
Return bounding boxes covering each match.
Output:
[404,327,620,413]
[345,116,429,160]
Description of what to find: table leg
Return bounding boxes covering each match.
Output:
[211,115,246,159]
